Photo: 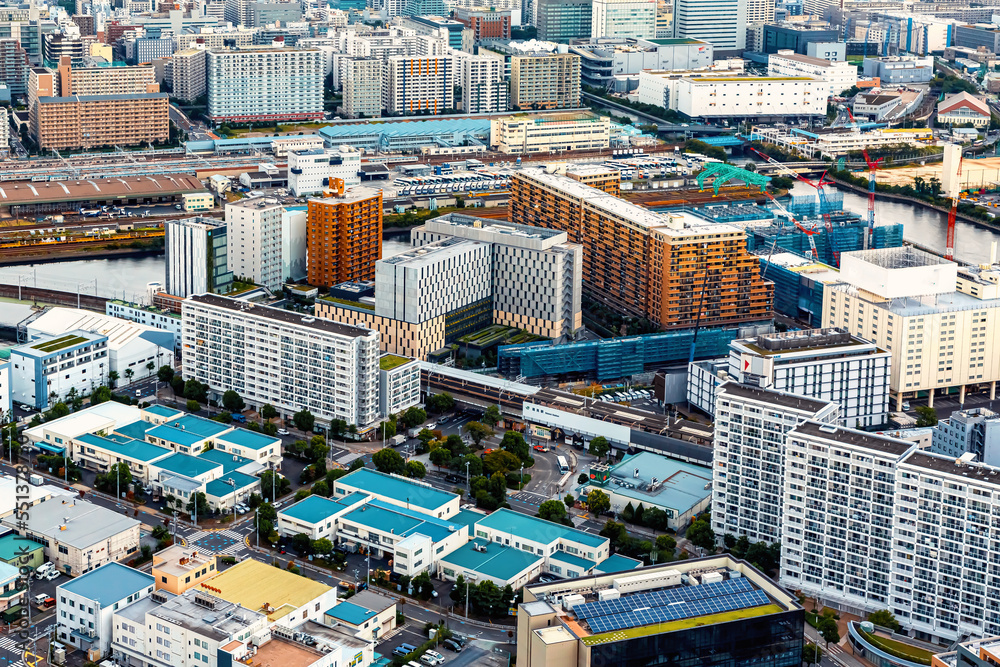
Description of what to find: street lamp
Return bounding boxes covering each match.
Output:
[519,464,524,491]
[465,460,471,491]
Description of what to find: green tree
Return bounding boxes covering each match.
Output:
[186,492,210,519]
[292,533,313,555]
[803,643,823,667]
[312,538,333,556]
[731,535,751,559]
[372,448,406,475]
[293,409,315,432]
[401,406,427,429]
[262,422,278,436]
[46,402,70,420]
[378,419,397,440]
[483,449,521,476]
[312,480,330,497]
[538,499,570,525]
[686,515,717,551]
[586,489,610,516]
[588,436,610,459]
[183,379,207,402]
[260,471,290,501]
[157,365,175,383]
[186,399,201,413]
[222,390,245,413]
[261,404,278,420]
[429,447,453,468]
[499,431,529,461]
[915,405,938,427]
[405,460,426,479]
[307,435,330,463]
[465,421,493,446]
[124,368,134,384]
[91,386,113,405]
[564,493,576,509]
[817,617,840,648]
[482,405,501,427]
[460,454,483,477]
[426,393,456,413]
[656,534,676,552]
[867,610,901,632]
[109,370,120,387]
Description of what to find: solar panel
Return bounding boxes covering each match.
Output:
[574,578,753,620]
[586,590,772,634]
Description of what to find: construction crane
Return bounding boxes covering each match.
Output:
[861,149,883,249]
[763,191,821,260]
[945,149,964,261]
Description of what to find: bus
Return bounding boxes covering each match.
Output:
[557,456,570,474]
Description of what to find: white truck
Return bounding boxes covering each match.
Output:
[407,427,421,438]
[391,435,406,447]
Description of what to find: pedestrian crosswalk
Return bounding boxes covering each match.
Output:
[510,491,549,507]
[0,635,29,667]
[186,529,247,555]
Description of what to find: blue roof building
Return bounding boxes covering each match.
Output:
[74,432,172,483]
[438,538,544,589]
[205,471,261,508]
[332,468,460,519]
[56,562,155,655]
[317,117,491,152]
[215,429,282,464]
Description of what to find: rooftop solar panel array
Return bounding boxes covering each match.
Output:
[574,577,754,620]
[586,590,772,634]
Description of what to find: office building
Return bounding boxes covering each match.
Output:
[510,52,580,110]
[672,0,747,51]
[570,38,714,91]
[746,0,775,50]
[181,294,380,427]
[10,331,109,409]
[823,247,1000,410]
[862,55,934,84]
[382,55,455,116]
[56,563,155,655]
[225,198,284,291]
[46,59,160,96]
[688,328,890,428]
[206,46,324,123]
[710,383,839,543]
[164,217,233,298]
[0,108,7,151]
[516,557,804,667]
[931,407,1000,465]
[151,546,219,595]
[341,57,382,118]
[43,33,84,67]
[171,47,207,102]
[767,50,857,96]
[0,39,30,99]
[4,498,140,576]
[453,7,512,40]
[461,54,508,113]
[591,0,656,39]
[537,0,593,42]
[131,37,176,63]
[510,168,773,329]
[676,76,827,119]
[491,112,609,153]
[250,1,302,25]
[378,354,420,417]
[306,186,383,288]
[954,23,1000,54]
[316,214,583,357]
[288,147,362,196]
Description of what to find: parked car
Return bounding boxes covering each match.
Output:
[445,474,462,483]
[420,651,444,666]
[392,644,418,658]
[532,444,548,452]
[277,428,290,435]
[442,639,463,653]
[43,570,61,581]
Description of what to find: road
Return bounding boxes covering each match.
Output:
[169,105,214,142]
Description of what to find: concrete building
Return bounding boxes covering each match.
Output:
[341,57,382,118]
[536,0,593,42]
[164,217,233,298]
[762,22,838,55]
[378,354,420,417]
[170,48,207,102]
[460,54,507,114]
[306,186,383,288]
[490,111,609,153]
[510,168,773,328]
[931,407,1000,465]
[288,147,362,197]
[570,38,713,92]
[206,46,324,123]
[0,39,30,100]
[516,557,803,667]
[105,300,183,353]
[281,206,307,283]
[688,328,891,428]
[181,294,380,427]
[56,562,155,655]
[10,331,109,409]
[675,76,827,119]
[591,0,656,39]
[225,198,284,290]
[862,55,934,84]
[954,23,1000,54]
[767,50,857,96]
[453,7,512,40]
[823,247,1000,410]
[509,52,580,110]
[711,383,839,543]
[5,497,140,576]
[382,55,455,116]
[51,58,159,96]
[671,0,747,51]
[321,590,397,642]
[938,91,991,127]
[30,93,168,150]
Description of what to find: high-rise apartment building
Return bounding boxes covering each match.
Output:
[672,0,747,51]
[171,47,207,102]
[53,57,159,95]
[509,52,580,110]
[746,0,775,50]
[0,39,29,98]
[460,54,507,113]
[591,0,657,39]
[510,168,774,329]
[288,147,362,197]
[0,107,7,150]
[711,383,839,543]
[823,247,1000,410]
[306,186,383,288]
[225,199,284,291]
[382,55,455,115]
[31,94,169,150]
[206,46,324,123]
[164,217,233,297]
[181,294,380,426]
[341,57,382,118]
[537,0,593,42]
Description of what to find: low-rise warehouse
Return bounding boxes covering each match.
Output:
[0,175,207,217]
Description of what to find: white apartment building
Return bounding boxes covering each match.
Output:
[490,112,610,153]
[206,46,324,123]
[225,198,284,291]
[181,294,380,427]
[671,0,747,51]
[281,206,307,283]
[823,247,1000,410]
[591,0,657,39]
[341,57,382,118]
[10,330,109,410]
[57,563,155,656]
[675,76,827,118]
[460,54,507,114]
[287,147,362,196]
[382,55,455,115]
[767,50,858,97]
[688,328,891,428]
[0,362,11,418]
[710,382,839,543]
[0,108,8,151]
[171,48,207,103]
[164,217,232,298]
[745,0,774,51]
[378,354,420,417]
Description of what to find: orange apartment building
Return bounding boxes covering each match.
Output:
[509,168,773,329]
[306,182,384,287]
[32,93,169,150]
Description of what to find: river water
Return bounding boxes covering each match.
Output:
[2,191,999,299]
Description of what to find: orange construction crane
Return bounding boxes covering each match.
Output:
[946,154,964,261]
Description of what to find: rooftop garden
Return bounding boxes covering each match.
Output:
[379,354,411,371]
[320,295,374,310]
[32,334,88,353]
[857,628,934,665]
